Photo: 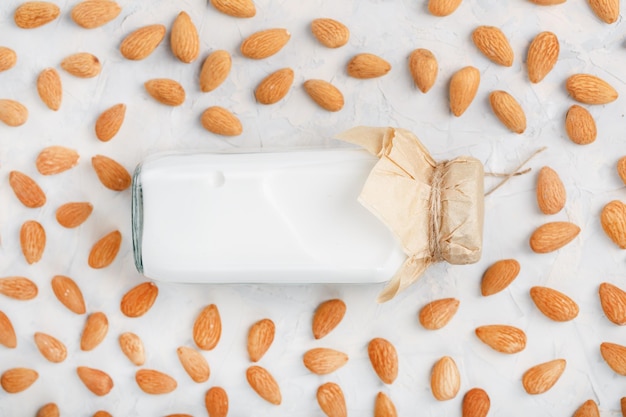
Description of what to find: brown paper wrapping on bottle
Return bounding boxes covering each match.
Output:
[336,126,485,302]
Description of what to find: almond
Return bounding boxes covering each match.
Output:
[120,281,158,318]
[51,275,86,314]
[475,325,527,354]
[91,155,131,191]
[368,337,398,384]
[317,382,346,417]
[622,397,626,417]
[171,11,199,63]
[56,202,93,228]
[95,103,126,142]
[409,48,438,93]
[0,99,28,126]
[20,220,45,264]
[573,399,600,417]
[303,79,344,112]
[255,68,294,105]
[1,368,38,393]
[449,66,480,117]
[374,391,397,417]
[241,28,290,59]
[599,282,626,325]
[88,230,122,268]
[61,53,101,78]
[428,0,463,15]
[527,31,559,83]
[36,403,59,417]
[36,146,79,175]
[36,68,62,111]
[77,366,113,396]
[601,200,626,249]
[530,286,579,321]
[120,24,166,60]
[431,356,461,401]
[136,369,177,394]
[177,346,210,383]
[481,259,520,296]
[34,332,67,363]
[200,50,231,92]
[588,0,619,23]
[144,79,186,106]
[206,386,229,417]
[119,332,145,366]
[81,312,108,351]
[71,0,121,29]
[566,104,596,145]
[247,318,275,362]
[418,298,460,330]
[0,277,38,300]
[0,47,17,72]
[93,411,113,417]
[600,342,626,375]
[462,388,490,417]
[472,26,513,66]
[619,157,626,185]
[529,0,566,4]
[521,359,566,395]
[246,365,281,405]
[14,2,60,28]
[489,90,526,133]
[529,221,580,253]
[201,106,243,136]
[9,171,45,207]
[536,166,566,214]
[0,311,17,348]
[210,0,256,18]
[566,74,618,104]
[303,348,349,375]
[311,18,350,48]
[193,304,222,350]
[313,298,346,339]
[347,53,391,79]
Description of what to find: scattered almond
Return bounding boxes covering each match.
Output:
[91,155,131,191]
[418,298,460,330]
[573,399,600,417]
[246,365,281,405]
[120,24,166,60]
[462,388,490,417]
[374,391,397,417]
[36,403,59,417]
[34,332,67,363]
[431,356,461,401]
[618,157,626,185]
[566,74,618,104]
[119,332,145,366]
[0,311,16,348]
[93,411,113,417]
[20,220,45,264]
[36,146,79,175]
[368,337,398,384]
[303,347,349,375]
[536,166,566,214]
[61,53,101,78]
[200,50,232,92]
[317,382,346,417]
[14,2,60,28]
[81,312,108,351]
[599,282,626,325]
[600,342,626,375]
[475,325,527,354]
[144,79,186,106]
[0,277,38,300]
[201,106,243,136]
[9,171,45,207]
[255,68,294,105]
[241,28,291,59]
[248,318,275,362]
[472,26,513,66]
[56,202,93,228]
[527,31,559,83]
[303,79,344,112]
[36,68,62,111]
[171,11,199,63]
[481,259,520,296]
[566,104,597,145]
[88,230,122,268]
[347,53,391,79]
[193,304,222,350]
[1,368,38,393]
[51,275,86,314]
[177,346,210,383]
[489,90,526,133]
[601,200,626,249]
[530,286,579,321]
[206,386,229,417]
[210,0,256,18]
[409,48,438,93]
[588,0,619,23]
[521,359,566,395]
[120,281,159,318]
[622,397,626,417]
[311,18,350,48]
[136,369,177,394]
[76,366,113,396]
[428,0,463,16]
[0,47,17,72]
[449,66,480,117]
[529,221,580,253]
[313,298,346,339]
[71,0,121,29]
[0,99,28,126]
[95,103,126,142]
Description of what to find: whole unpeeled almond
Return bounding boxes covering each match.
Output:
[409,48,438,93]
[171,11,199,63]
[368,337,398,384]
[462,388,490,417]
[521,359,566,395]
[71,0,121,29]
[120,281,158,318]
[0,99,28,127]
[428,0,463,16]
[255,68,294,105]
[201,106,243,136]
[34,332,67,363]
[200,50,231,93]
[588,0,619,23]
[431,356,460,401]
[599,282,626,325]
[374,391,396,417]
[565,105,596,145]
[449,66,480,117]
[77,366,113,396]
[61,53,101,78]
[210,0,255,18]
[20,220,45,264]
[51,275,86,314]
[600,342,626,375]
[193,304,222,350]
[95,103,126,142]
[418,298,460,330]
[120,24,166,60]
[0,277,38,300]
[136,369,177,394]
[56,202,93,228]
[472,26,513,67]
[566,74,618,105]
[241,28,290,59]
[529,222,580,253]
[313,298,346,339]
[0,47,17,72]
[37,68,62,111]
[530,286,579,321]
[88,230,122,268]
[347,53,391,79]
[618,157,626,185]
[246,366,281,405]
[317,382,346,417]
[303,347,349,375]
[481,259,520,296]
[36,146,79,175]
[601,200,626,249]
[311,18,350,48]
[119,332,145,366]
[81,312,108,351]
[1,368,38,393]
[303,79,344,112]
[527,31,559,83]
[93,411,113,417]
[0,311,16,348]
[536,166,566,214]
[475,325,526,354]
[14,2,60,28]
[573,399,600,417]
[36,403,59,417]
[91,155,131,191]
[247,318,275,362]
[489,90,526,134]
[177,346,210,383]
[9,171,44,208]
[144,79,186,106]
[206,386,229,417]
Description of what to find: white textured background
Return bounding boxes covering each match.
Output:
[1,0,626,416]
